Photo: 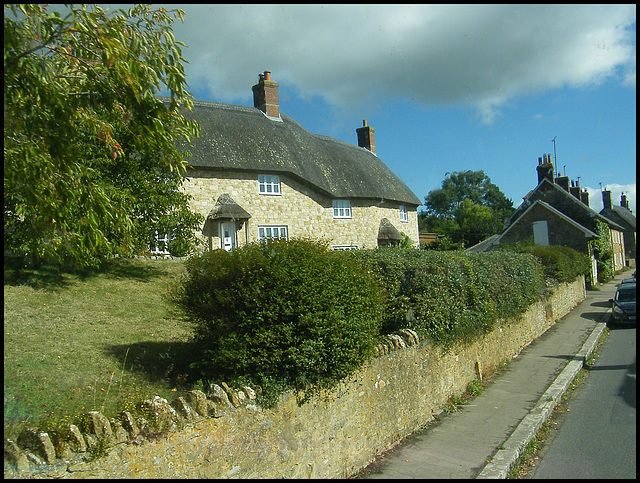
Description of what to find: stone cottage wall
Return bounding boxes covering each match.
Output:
[181,169,420,249]
[4,278,586,479]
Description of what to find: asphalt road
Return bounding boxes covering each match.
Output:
[529,325,636,479]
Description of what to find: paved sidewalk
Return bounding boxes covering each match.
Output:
[357,273,627,479]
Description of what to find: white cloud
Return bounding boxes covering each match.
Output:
[585,183,636,214]
[161,4,636,122]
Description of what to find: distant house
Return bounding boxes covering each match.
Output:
[487,154,626,281]
[599,190,636,266]
[419,232,438,246]
[169,71,420,252]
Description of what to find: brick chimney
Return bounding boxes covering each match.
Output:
[356,120,376,154]
[536,154,554,184]
[252,70,280,119]
[602,189,612,211]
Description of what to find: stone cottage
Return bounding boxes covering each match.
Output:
[490,154,626,280]
[168,71,421,252]
[599,190,636,267]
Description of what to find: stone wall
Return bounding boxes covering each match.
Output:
[4,277,586,479]
[181,169,420,249]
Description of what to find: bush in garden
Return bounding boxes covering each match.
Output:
[175,239,384,404]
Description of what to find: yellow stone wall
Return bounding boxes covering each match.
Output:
[181,169,420,249]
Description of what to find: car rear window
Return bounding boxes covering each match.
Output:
[616,286,636,302]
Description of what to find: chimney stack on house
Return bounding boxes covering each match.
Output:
[252,70,280,119]
[356,119,376,154]
[569,180,582,200]
[555,173,570,192]
[602,189,613,211]
[580,188,589,206]
[536,154,554,184]
[620,192,630,211]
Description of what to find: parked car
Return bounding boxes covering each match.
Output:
[609,282,636,326]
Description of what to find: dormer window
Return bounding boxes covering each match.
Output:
[333,200,351,218]
[258,174,281,195]
[399,205,408,222]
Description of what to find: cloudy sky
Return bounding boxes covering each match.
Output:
[118,4,636,213]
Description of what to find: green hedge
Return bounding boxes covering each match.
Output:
[497,244,591,284]
[175,240,586,404]
[348,249,546,348]
[175,239,384,405]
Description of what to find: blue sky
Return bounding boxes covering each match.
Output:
[135,4,636,213]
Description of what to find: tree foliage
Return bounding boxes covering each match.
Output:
[4,4,203,268]
[420,170,515,247]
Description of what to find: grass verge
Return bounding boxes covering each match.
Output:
[4,257,198,438]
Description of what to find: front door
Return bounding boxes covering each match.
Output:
[221,222,236,251]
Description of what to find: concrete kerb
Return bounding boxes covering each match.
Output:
[476,321,608,479]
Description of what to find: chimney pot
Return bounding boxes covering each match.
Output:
[356,120,376,154]
[536,154,554,184]
[252,70,279,118]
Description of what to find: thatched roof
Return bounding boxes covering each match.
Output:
[169,98,420,206]
[377,218,404,241]
[202,193,251,237]
[206,193,252,221]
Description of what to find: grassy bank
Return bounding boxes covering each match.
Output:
[4,258,195,430]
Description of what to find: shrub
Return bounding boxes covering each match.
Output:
[175,239,384,405]
[500,244,591,284]
[349,248,545,348]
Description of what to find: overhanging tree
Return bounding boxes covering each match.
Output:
[420,170,515,247]
[4,4,203,268]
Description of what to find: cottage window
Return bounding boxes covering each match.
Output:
[333,200,351,218]
[150,231,171,255]
[399,205,408,222]
[332,245,358,250]
[258,175,281,195]
[258,225,288,242]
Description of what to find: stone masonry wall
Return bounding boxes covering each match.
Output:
[4,278,586,479]
[181,169,420,249]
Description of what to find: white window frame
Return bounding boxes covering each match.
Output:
[258,225,288,242]
[258,174,281,195]
[332,245,359,251]
[333,200,352,218]
[150,230,171,255]
[399,205,408,223]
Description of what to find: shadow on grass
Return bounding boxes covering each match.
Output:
[4,256,183,288]
[105,339,206,389]
[4,261,73,288]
